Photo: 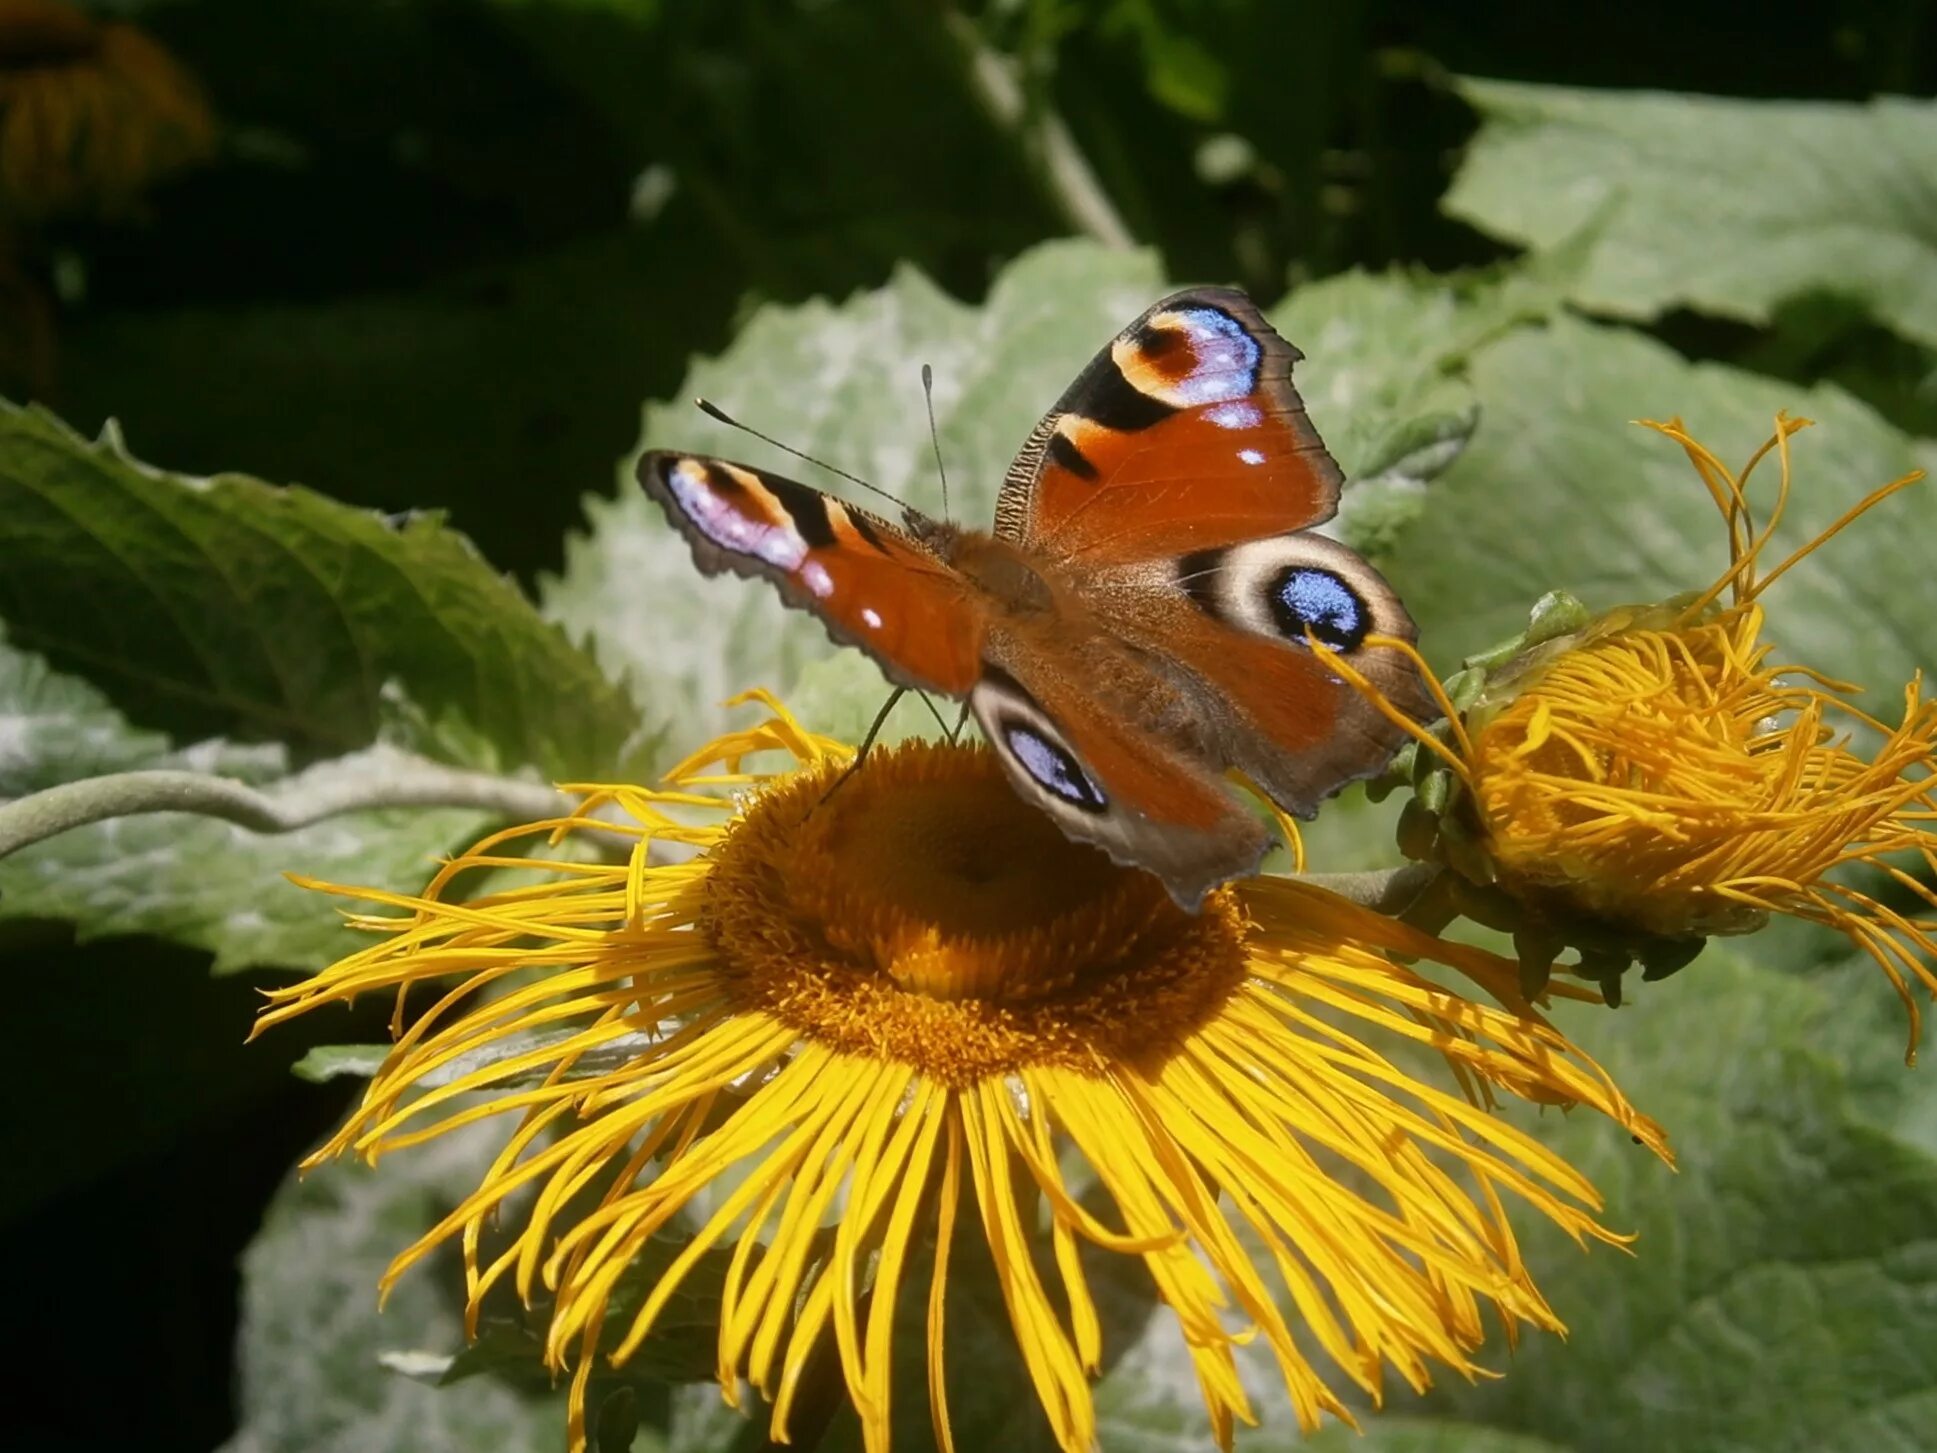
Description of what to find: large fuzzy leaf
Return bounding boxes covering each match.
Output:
[222,1122,594,1453]
[1446,80,1937,350]
[0,402,646,779]
[0,632,492,972]
[1386,315,1937,701]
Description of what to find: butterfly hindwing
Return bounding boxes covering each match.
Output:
[639,452,985,695]
[1053,531,1422,833]
[970,643,1272,909]
[1163,533,1429,815]
[995,287,1342,561]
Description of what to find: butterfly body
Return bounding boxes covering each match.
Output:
[642,287,1428,908]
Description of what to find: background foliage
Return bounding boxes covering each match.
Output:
[3,1,1934,1450]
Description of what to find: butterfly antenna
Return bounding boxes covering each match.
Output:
[695,398,921,517]
[921,363,950,523]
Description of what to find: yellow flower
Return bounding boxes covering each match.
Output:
[1322,416,1937,1052]
[258,694,1668,1453]
[0,0,215,220]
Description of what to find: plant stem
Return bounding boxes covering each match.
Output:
[939,6,1135,249]
[0,761,572,861]
[1292,862,1438,913]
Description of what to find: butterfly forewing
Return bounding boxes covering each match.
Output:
[996,287,1343,561]
[639,452,986,695]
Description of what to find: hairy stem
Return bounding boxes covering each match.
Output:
[1293,862,1439,914]
[0,763,571,861]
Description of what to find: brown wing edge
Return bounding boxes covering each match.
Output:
[636,450,970,697]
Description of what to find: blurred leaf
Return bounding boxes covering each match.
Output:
[1302,1425,1568,1453]
[1387,315,1937,702]
[224,1121,601,1453]
[0,402,645,777]
[293,1027,661,1088]
[1446,81,1937,350]
[1274,241,1585,552]
[481,0,1057,301]
[783,651,946,747]
[676,1226,1160,1453]
[230,1118,722,1453]
[0,625,170,796]
[0,633,490,972]
[1100,0,1231,123]
[439,1226,729,1391]
[60,224,743,590]
[291,1043,391,1083]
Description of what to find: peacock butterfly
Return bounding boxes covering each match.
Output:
[640,287,1429,908]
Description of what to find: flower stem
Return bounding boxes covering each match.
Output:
[1292,862,1439,913]
[0,762,570,861]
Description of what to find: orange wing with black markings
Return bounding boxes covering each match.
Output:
[994,287,1342,561]
[639,453,985,696]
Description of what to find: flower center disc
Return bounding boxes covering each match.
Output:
[700,739,1249,1082]
[1470,617,1778,936]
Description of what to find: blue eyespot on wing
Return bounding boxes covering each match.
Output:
[1004,722,1107,813]
[1270,566,1367,652]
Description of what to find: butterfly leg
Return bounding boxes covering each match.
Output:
[912,690,958,740]
[948,700,970,744]
[815,687,906,809]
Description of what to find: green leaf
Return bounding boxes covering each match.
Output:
[1387,315,1937,701]
[1445,80,1937,350]
[291,1044,392,1083]
[0,623,170,795]
[293,1027,662,1089]
[0,634,492,971]
[1272,245,1584,507]
[0,402,644,779]
[225,1123,587,1453]
[783,651,948,747]
[1103,0,1232,123]
[1301,1424,1570,1453]
[1346,951,1937,1453]
[230,1115,736,1453]
[437,1226,729,1392]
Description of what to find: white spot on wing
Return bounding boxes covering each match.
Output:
[1206,402,1261,430]
[861,607,883,629]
